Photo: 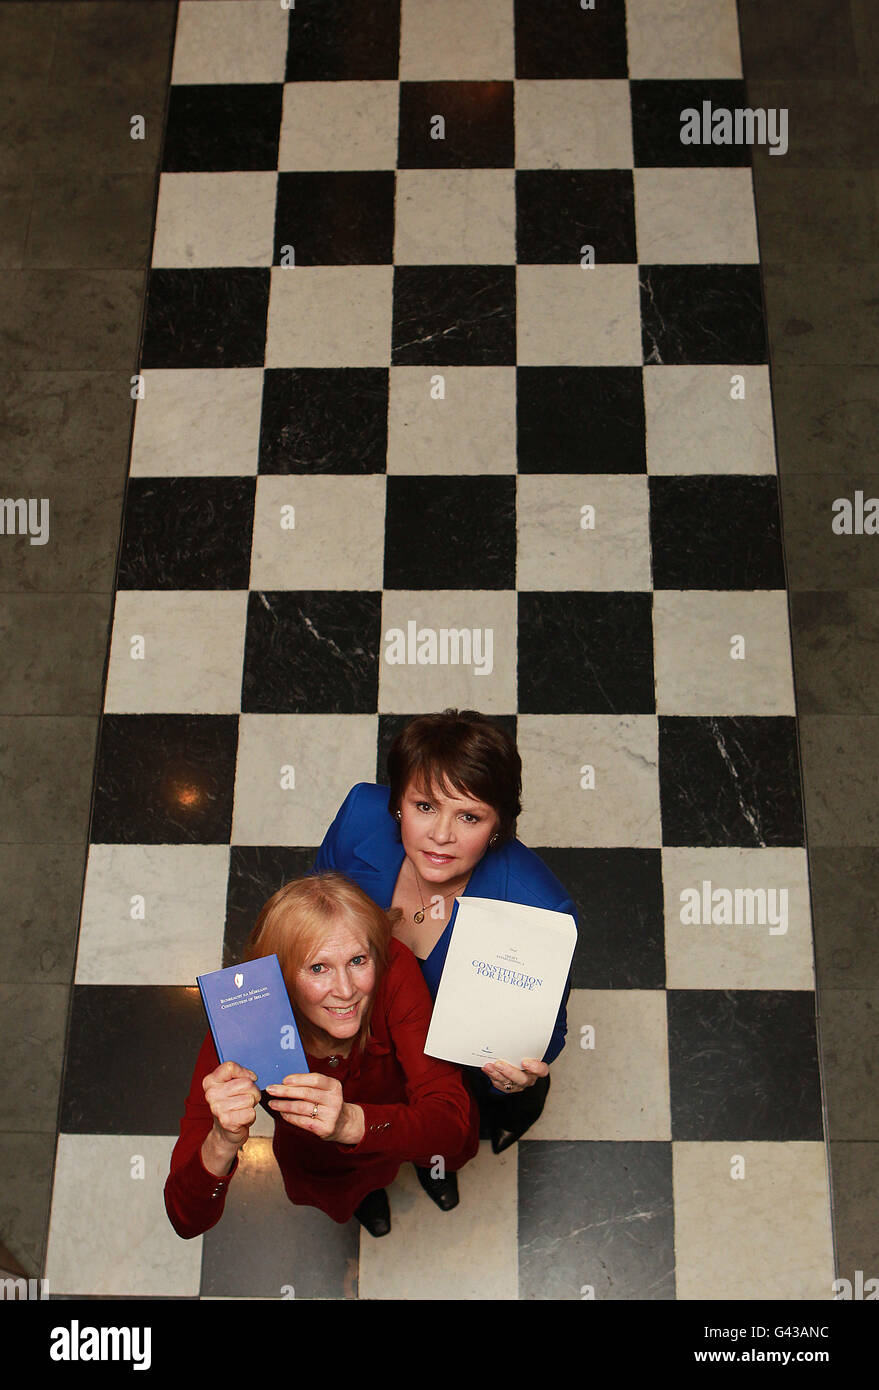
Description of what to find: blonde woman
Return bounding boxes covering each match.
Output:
[165,873,479,1238]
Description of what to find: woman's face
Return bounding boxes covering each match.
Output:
[292,916,376,1043]
[398,779,500,886]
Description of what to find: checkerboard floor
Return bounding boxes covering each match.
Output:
[44,0,834,1300]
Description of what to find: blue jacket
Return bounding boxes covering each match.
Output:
[312,782,576,1065]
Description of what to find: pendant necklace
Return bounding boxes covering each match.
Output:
[409,857,471,924]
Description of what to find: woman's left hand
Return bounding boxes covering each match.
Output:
[265,1073,365,1145]
[482,1057,549,1093]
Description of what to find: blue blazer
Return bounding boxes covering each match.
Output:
[312,782,576,1066]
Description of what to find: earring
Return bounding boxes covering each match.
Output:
[489,834,498,846]
[396,810,401,820]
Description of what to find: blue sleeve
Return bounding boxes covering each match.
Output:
[541,894,578,1066]
[311,784,361,873]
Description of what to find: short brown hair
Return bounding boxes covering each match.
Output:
[243,872,394,1055]
[387,710,522,843]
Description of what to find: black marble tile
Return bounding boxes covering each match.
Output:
[285,0,400,82]
[516,367,646,474]
[391,266,516,365]
[398,81,514,168]
[667,989,823,1140]
[516,170,636,264]
[640,265,767,365]
[116,477,255,590]
[273,171,395,265]
[161,85,283,172]
[241,591,381,713]
[649,476,785,590]
[630,81,752,167]
[200,1138,359,1299]
[514,0,628,79]
[258,368,388,475]
[658,716,805,848]
[383,476,515,589]
[376,713,518,786]
[518,592,655,715]
[141,269,270,370]
[90,714,239,845]
[536,848,666,989]
[517,1140,675,1300]
[224,845,320,967]
[60,985,208,1133]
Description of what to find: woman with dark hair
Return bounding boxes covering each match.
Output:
[164,872,479,1239]
[314,709,577,1211]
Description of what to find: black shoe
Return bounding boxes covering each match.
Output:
[490,1125,518,1155]
[414,1164,459,1211]
[354,1188,391,1237]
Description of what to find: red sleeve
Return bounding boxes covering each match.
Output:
[164,1031,241,1240]
[337,942,478,1164]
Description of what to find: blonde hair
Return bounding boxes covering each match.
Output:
[243,872,398,1055]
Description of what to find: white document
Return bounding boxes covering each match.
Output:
[424,896,577,1069]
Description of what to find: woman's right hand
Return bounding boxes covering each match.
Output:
[202,1060,261,1148]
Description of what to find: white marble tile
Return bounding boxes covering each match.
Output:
[394,169,515,264]
[358,1141,518,1299]
[249,475,386,590]
[516,474,651,590]
[644,365,777,475]
[152,173,277,269]
[130,370,263,478]
[171,1,289,84]
[635,169,759,264]
[46,1135,202,1297]
[104,591,248,714]
[514,80,634,169]
[278,83,401,172]
[387,366,516,475]
[673,1143,835,1300]
[654,591,796,715]
[517,715,662,848]
[626,0,743,79]
[265,266,393,368]
[76,844,229,985]
[529,988,671,1140]
[378,591,517,714]
[517,265,642,366]
[231,714,377,846]
[400,0,514,78]
[663,847,814,990]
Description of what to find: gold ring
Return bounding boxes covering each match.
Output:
[311,1104,318,1119]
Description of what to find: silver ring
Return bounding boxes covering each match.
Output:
[504,1083,513,1092]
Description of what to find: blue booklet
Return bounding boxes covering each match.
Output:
[197,953,307,1088]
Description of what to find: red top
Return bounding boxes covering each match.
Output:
[164,938,479,1232]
